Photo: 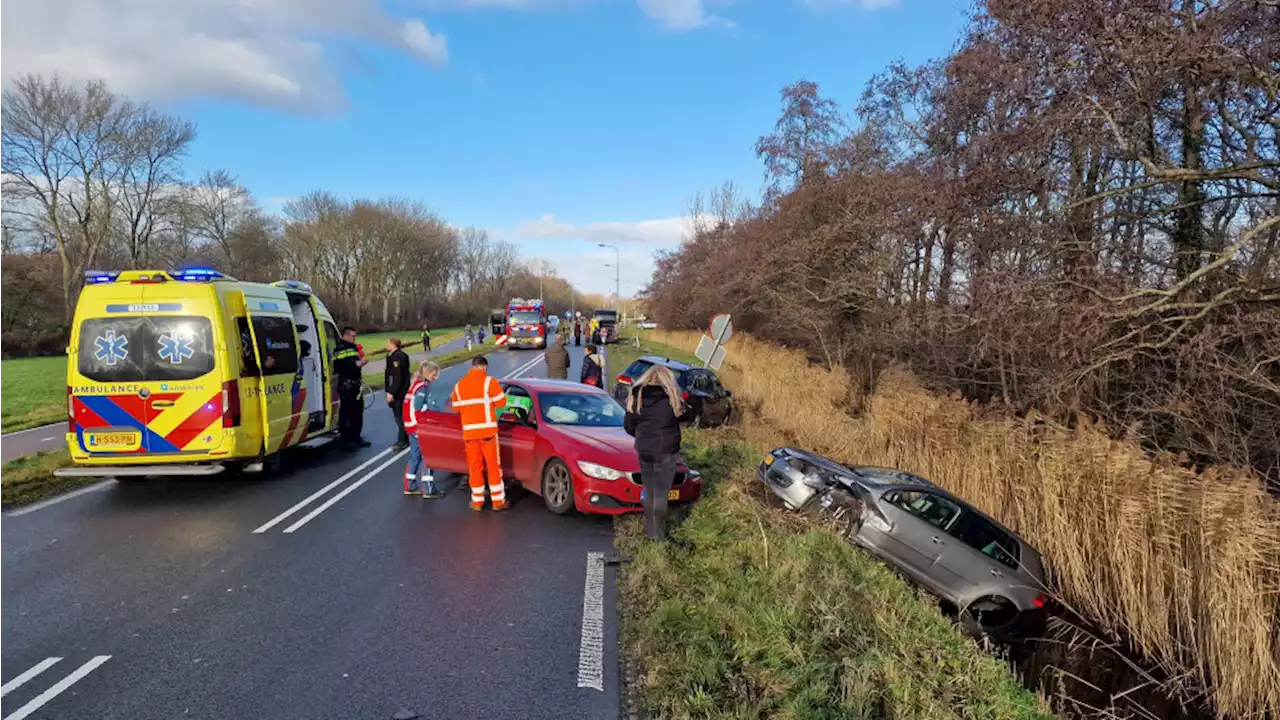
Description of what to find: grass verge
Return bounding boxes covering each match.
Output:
[363,341,492,389]
[616,427,1053,720]
[0,450,85,509]
[2,356,69,432]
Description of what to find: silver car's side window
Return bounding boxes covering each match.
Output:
[889,491,962,531]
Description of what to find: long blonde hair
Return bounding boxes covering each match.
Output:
[627,364,684,416]
[414,361,440,382]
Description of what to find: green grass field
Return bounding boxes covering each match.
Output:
[1,356,69,432]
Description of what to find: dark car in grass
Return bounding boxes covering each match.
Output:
[757,446,1049,636]
[612,356,734,428]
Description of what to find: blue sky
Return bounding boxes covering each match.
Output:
[4,0,971,296]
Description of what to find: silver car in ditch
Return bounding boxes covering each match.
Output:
[757,446,1049,634]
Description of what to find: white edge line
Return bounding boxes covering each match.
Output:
[2,655,111,720]
[576,551,605,691]
[252,448,394,533]
[6,481,114,518]
[281,449,409,533]
[1,658,62,697]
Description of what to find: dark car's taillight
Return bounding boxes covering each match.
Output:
[617,374,631,385]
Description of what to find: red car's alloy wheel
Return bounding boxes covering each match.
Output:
[541,459,575,515]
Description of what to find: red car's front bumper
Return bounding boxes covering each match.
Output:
[572,470,703,515]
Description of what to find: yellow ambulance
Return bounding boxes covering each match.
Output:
[56,268,343,478]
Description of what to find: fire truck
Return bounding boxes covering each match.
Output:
[505,298,548,349]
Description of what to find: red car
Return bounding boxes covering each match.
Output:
[416,378,703,515]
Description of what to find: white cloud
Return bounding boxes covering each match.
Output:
[636,0,737,31]
[506,212,717,296]
[804,0,899,9]
[1,0,449,113]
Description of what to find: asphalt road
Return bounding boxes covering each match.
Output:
[0,336,475,465]
[1,341,621,720]
[0,425,66,463]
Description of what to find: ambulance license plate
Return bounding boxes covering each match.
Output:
[87,430,140,451]
[667,489,680,501]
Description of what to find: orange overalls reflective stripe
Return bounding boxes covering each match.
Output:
[452,368,507,508]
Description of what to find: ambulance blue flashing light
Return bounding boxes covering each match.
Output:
[85,270,121,284]
[173,267,228,282]
[273,280,314,293]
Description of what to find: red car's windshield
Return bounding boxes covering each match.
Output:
[538,392,626,427]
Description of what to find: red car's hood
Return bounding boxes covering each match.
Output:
[551,426,639,467]
[549,425,688,472]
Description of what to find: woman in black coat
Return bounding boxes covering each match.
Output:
[580,344,604,387]
[624,365,685,541]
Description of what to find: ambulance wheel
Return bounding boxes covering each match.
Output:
[541,458,575,515]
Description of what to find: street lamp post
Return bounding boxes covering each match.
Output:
[598,243,620,311]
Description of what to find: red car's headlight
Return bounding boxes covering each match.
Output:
[577,461,629,481]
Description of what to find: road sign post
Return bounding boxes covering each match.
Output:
[695,313,733,371]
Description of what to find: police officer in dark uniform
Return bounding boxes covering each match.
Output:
[384,337,412,450]
[335,326,370,448]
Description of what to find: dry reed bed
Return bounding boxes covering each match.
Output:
[651,329,1280,720]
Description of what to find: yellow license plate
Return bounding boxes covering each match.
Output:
[668,489,680,500]
[87,431,140,451]
[763,454,774,465]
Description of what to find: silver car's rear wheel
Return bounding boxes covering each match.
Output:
[961,596,1019,636]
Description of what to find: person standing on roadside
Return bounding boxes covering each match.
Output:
[545,333,570,380]
[385,338,411,450]
[624,365,686,541]
[403,361,443,498]
[335,327,371,449]
[452,356,509,512]
[421,325,431,351]
[573,319,582,347]
[580,343,603,387]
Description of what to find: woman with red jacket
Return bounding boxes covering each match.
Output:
[403,361,442,498]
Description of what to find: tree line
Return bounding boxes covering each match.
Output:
[1,74,612,357]
[647,0,1279,480]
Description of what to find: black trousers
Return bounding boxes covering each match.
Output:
[639,452,679,540]
[338,383,363,443]
[390,393,408,446]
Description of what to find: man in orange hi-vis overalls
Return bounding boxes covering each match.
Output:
[452,356,509,511]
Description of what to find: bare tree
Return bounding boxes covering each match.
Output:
[2,75,132,323]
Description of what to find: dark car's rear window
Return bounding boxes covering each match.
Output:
[624,360,653,379]
[78,316,216,383]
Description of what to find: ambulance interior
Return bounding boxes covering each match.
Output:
[286,293,327,427]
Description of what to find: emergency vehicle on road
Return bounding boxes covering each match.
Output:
[504,298,548,350]
[57,268,343,478]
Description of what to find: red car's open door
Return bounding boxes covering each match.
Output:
[416,400,468,474]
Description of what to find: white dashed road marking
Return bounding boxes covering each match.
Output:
[1,658,61,697]
[253,448,395,533]
[281,449,409,533]
[2,655,111,720]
